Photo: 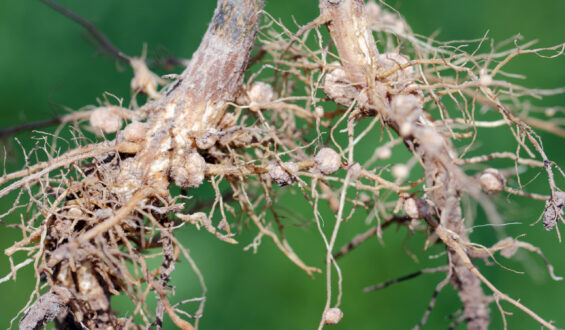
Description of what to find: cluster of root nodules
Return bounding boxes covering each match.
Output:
[2,141,203,329]
[2,1,565,329]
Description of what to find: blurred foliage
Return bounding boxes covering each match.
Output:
[1,1,564,329]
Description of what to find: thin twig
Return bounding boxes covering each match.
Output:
[363,265,449,292]
[333,215,411,260]
[40,0,130,62]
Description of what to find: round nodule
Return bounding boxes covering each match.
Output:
[90,107,123,134]
[479,168,506,194]
[269,162,299,186]
[171,153,207,189]
[123,121,147,142]
[323,307,343,325]
[314,148,341,175]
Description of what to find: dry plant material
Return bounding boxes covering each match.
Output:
[1,0,565,329]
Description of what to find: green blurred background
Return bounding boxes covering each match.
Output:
[1,0,564,329]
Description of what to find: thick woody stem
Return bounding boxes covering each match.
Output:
[131,0,265,188]
[319,0,379,85]
[425,165,490,329]
[174,0,265,130]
